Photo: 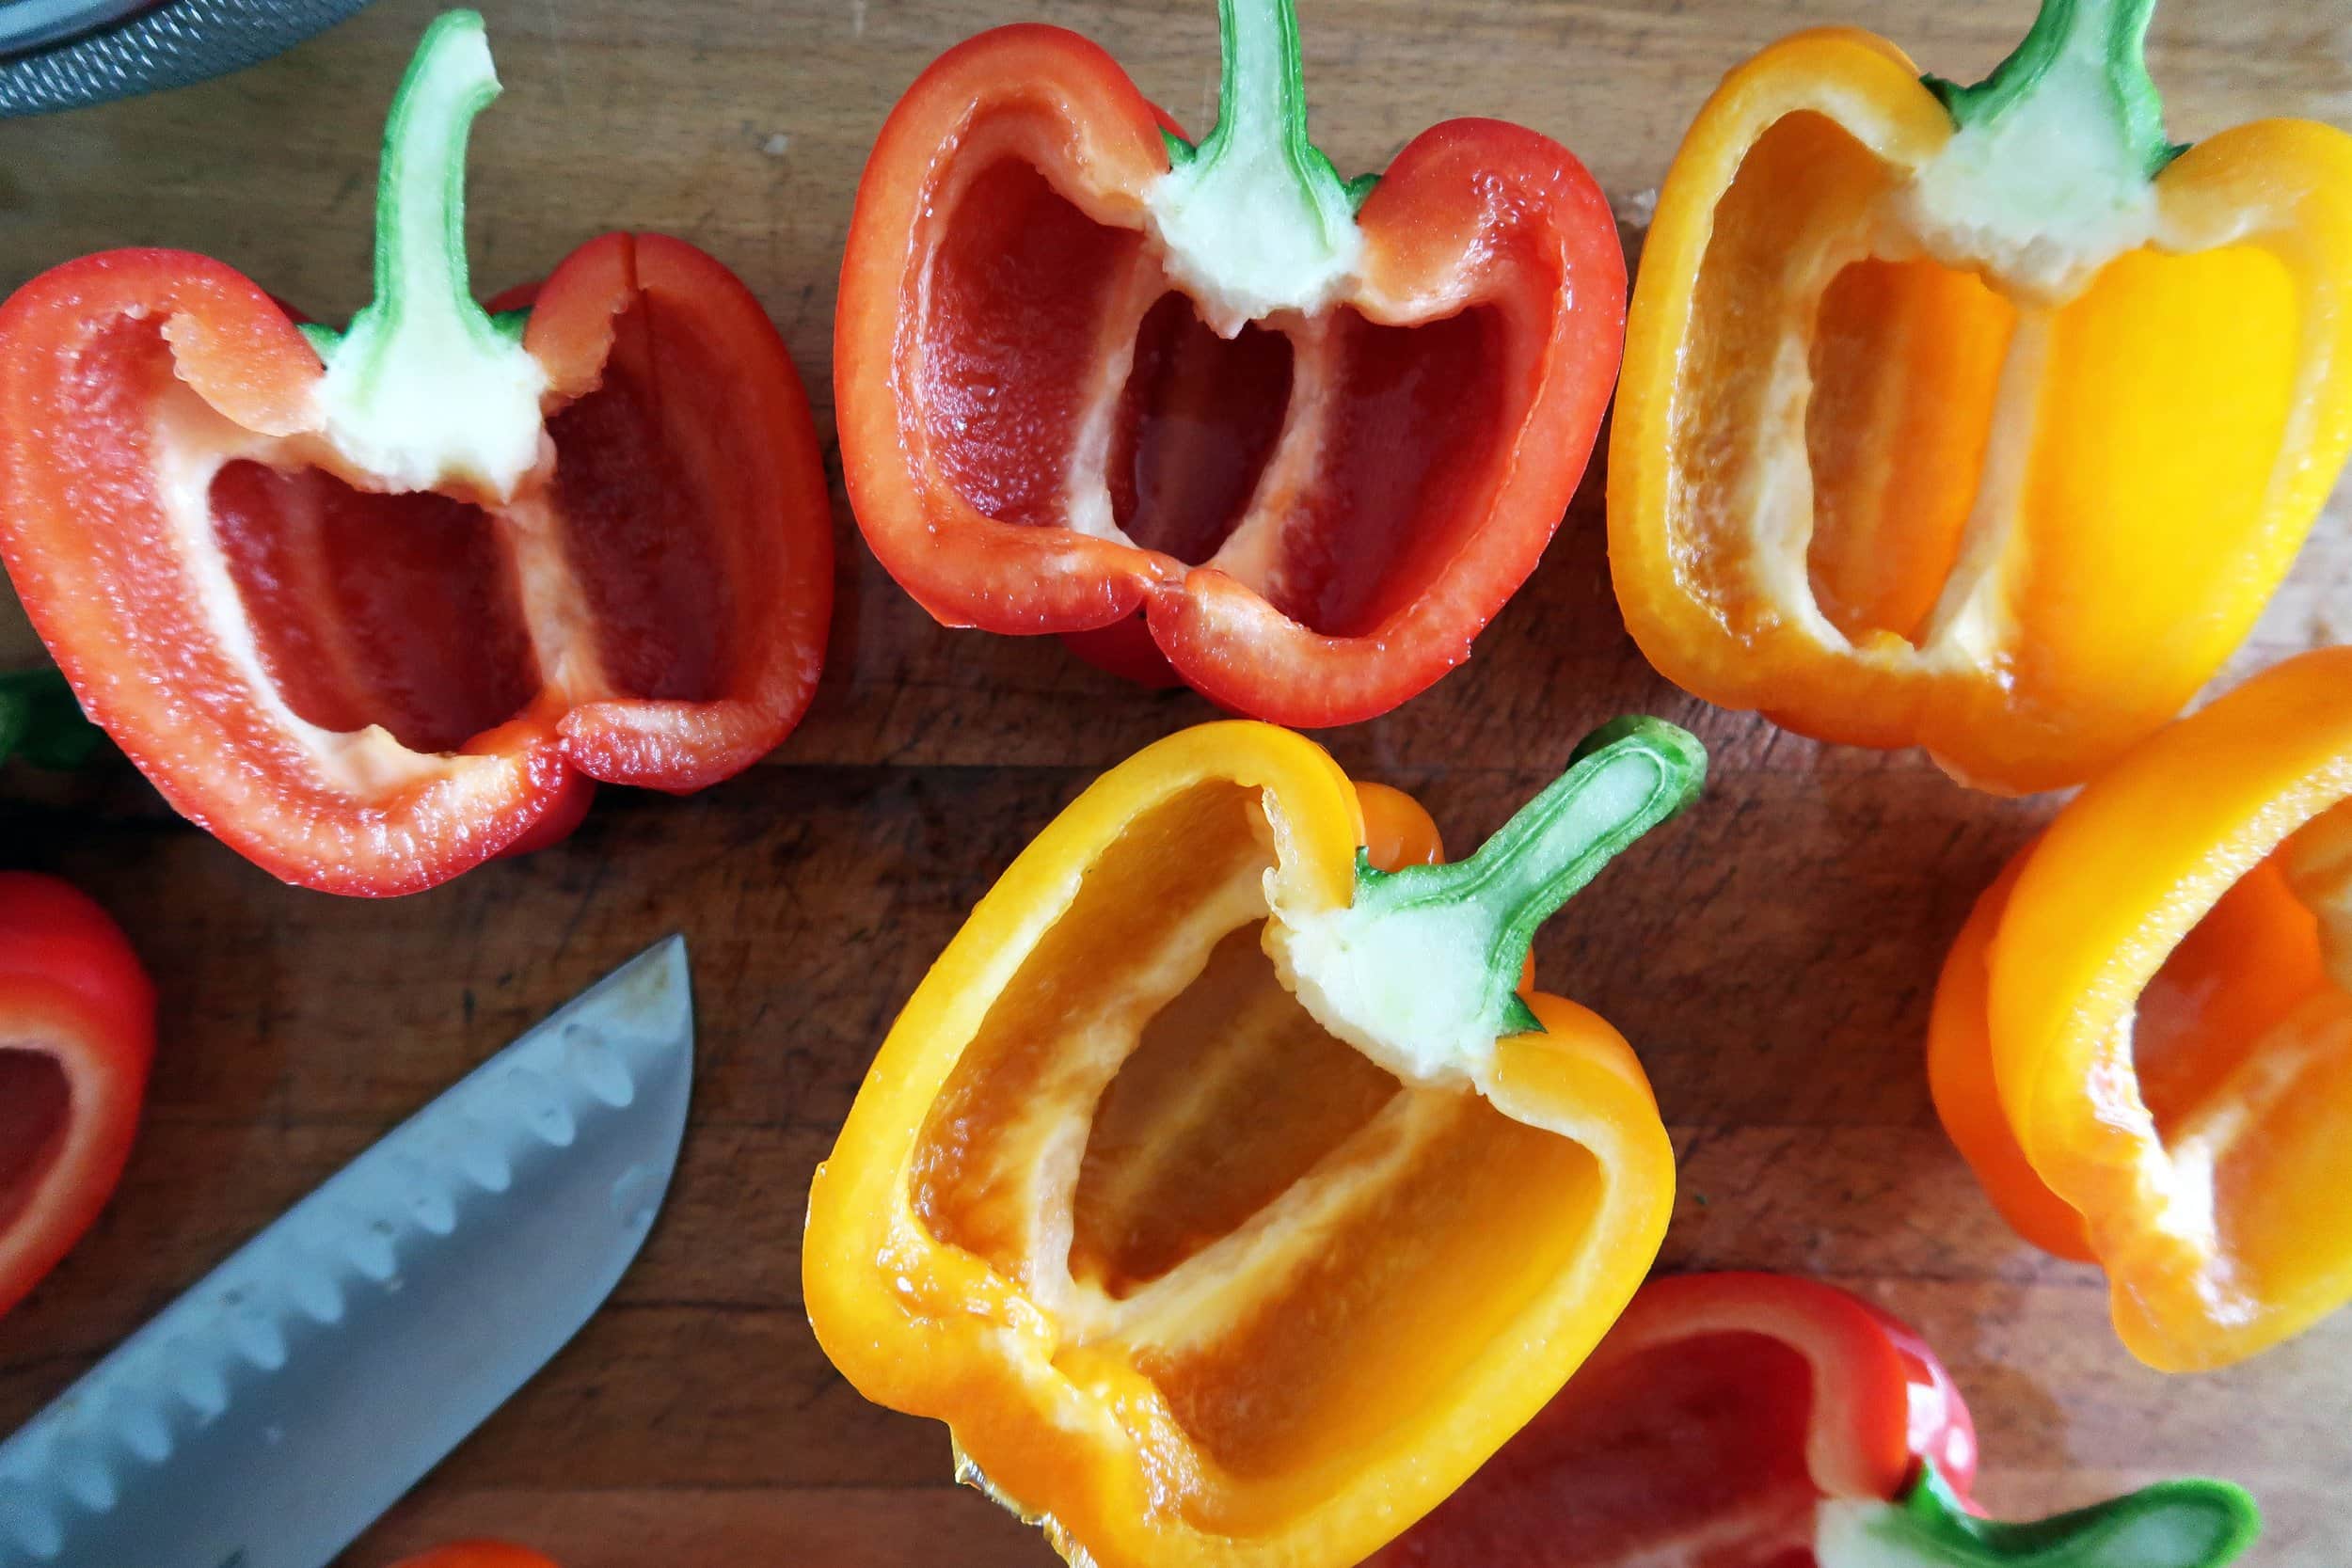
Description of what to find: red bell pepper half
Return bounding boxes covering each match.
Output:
[0,11,832,895]
[835,0,1624,725]
[1372,1272,2259,1568]
[0,873,153,1320]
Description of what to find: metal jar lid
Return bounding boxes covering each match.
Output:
[0,0,373,117]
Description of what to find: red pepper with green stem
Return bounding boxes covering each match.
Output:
[1372,1272,2258,1568]
[0,11,832,895]
[0,874,153,1320]
[835,0,1624,724]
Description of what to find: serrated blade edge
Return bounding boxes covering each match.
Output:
[0,935,692,1568]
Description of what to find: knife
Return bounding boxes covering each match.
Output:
[0,935,693,1568]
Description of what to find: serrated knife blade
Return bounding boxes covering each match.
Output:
[0,935,694,1568]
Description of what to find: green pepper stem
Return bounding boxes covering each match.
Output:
[1353,717,1706,1034]
[302,10,512,363]
[1819,1463,2260,1568]
[1927,0,2184,179]
[1189,0,1308,175]
[303,11,546,499]
[371,9,501,349]
[1146,0,1367,332]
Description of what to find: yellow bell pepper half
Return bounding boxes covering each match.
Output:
[1610,0,2352,794]
[1931,647,2352,1371]
[803,719,1700,1567]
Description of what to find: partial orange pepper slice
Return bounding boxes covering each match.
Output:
[803,719,1700,1567]
[1610,0,2352,794]
[1931,646,2352,1370]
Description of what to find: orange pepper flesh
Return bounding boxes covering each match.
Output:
[1610,17,2352,793]
[1931,647,2352,1370]
[804,723,1681,1567]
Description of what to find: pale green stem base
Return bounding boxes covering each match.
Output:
[1817,1465,2258,1568]
[306,9,547,499]
[1143,0,1368,335]
[1269,718,1705,1087]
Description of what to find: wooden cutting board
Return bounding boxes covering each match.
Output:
[2,0,2347,1561]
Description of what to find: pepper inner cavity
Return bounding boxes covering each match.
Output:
[919,150,1522,638]
[0,1047,72,1237]
[2123,832,2352,1298]
[1803,256,2014,650]
[903,779,1614,1495]
[209,458,540,754]
[1070,920,1396,1297]
[908,779,1357,1297]
[1103,294,1518,640]
[203,283,745,755]
[1106,293,1294,567]
[1703,107,2304,671]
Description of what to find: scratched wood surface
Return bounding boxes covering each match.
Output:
[1,0,2349,1562]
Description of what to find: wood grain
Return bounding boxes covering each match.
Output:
[1,0,2347,1563]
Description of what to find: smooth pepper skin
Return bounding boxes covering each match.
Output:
[0,14,832,895]
[1608,3,2352,794]
[1370,1273,2256,1568]
[389,1547,560,1568]
[0,873,155,1320]
[834,0,1625,727]
[1931,646,2352,1371]
[803,721,1684,1568]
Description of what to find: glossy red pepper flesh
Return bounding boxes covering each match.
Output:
[0,873,155,1320]
[836,0,1624,725]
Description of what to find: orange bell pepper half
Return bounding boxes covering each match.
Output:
[804,718,1703,1567]
[1931,646,2352,1370]
[1610,0,2352,794]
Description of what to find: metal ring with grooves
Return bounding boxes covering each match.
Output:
[0,0,373,118]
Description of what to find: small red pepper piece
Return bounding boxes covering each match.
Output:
[836,0,1625,725]
[1371,1272,2258,1568]
[389,1547,560,1568]
[0,873,154,1320]
[0,12,831,895]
